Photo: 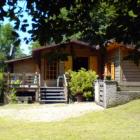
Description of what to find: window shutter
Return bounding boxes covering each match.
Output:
[111,62,115,80]
[89,56,98,73]
[64,56,72,71]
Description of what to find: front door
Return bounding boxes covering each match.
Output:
[73,57,88,71]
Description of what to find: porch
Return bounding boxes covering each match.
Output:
[4,73,69,103]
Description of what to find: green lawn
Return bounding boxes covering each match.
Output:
[0,100,140,140]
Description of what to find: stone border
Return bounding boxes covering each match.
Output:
[95,80,140,108]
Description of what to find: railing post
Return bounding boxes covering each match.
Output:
[35,72,40,102]
[63,74,70,103]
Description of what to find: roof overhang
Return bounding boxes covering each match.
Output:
[106,42,135,52]
[5,56,32,63]
[32,40,98,53]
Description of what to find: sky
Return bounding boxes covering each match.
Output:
[2,1,33,55]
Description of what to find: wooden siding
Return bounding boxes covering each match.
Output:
[13,59,36,73]
[114,49,121,81]
[122,60,140,82]
[105,48,121,81]
[38,44,99,86]
[59,61,65,75]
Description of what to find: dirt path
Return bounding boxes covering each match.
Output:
[0,103,103,122]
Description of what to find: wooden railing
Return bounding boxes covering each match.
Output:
[4,73,40,89]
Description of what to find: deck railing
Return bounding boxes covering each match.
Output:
[4,72,40,89]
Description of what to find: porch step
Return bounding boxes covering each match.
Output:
[44,93,64,95]
[40,87,66,103]
[45,96,65,99]
[40,99,66,103]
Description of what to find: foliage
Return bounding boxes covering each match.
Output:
[0,72,4,102]
[0,24,21,71]
[68,68,97,99]
[29,41,41,54]
[8,88,18,104]
[106,0,140,45]
[0,1,115,45]
[1,1,140,47]
[0,24,20,59]
[14,47,27,59]
[81,2,117,44]
[83,91,93,101]
[105,75,112,80]
[1,1,140,61]
[11,79,22,85]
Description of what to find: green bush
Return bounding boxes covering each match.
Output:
[8,88,18,104]
[0,72,4,103]
[68,68,98,100]
[83,91,93,101]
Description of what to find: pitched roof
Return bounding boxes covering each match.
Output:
[33,40,97,52]
[106,41,136,51]
[5,40,98,63]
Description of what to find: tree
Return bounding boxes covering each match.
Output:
[14,47,27,58]
[0,24,20,59]
[0,24,21,70]
[106,0,140,46]
[1,0,140,49]
[0,1,101,45]
[28,41,41,54]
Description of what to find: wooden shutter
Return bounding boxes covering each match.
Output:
[64,56,72,72]
[89,56,98,73]
[104,64,108,77]
[111,62,115,80]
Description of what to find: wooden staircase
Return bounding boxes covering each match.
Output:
[40,87,67,103]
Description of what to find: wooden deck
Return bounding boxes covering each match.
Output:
[4,73,40,90]
[3,73,69,103]
[4,73,40,102]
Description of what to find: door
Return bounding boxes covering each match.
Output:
[73,57,88,71]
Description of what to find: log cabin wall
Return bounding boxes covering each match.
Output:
[106,43,140,82]
[63,44,100,75]
[105,46,122,81]
[121,49,140,82]
[13,58,36,73]
[39,43,100,86]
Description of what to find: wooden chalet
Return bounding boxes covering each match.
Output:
[5,40,140,103]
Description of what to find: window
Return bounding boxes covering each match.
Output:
[44,60,58,80]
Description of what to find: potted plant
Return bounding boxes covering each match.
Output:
[105,75,111,80]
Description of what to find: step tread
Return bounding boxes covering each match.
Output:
[40,100,66,102]
[40,90,64,92]
[41,96,65,99]
[42,93,64,95]
[41,87,64,89]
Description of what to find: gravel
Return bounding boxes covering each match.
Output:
[0,103,103,122]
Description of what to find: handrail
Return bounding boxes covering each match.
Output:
[56,75,63,87]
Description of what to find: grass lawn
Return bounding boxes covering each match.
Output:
[0,100,140,140]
